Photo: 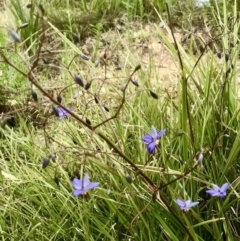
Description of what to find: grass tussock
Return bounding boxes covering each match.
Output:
[0,0,240,240]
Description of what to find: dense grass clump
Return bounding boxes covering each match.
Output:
[0,0,240,240]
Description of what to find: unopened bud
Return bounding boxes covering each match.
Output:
[125,173,132,184]
[86,118,91,125]
[81,54,89,61]
[57,95,62,103]
[225,53,230,62]
[10,30,20,42]
[19,23,28,29]
[131,79,139,87]
[42,157,50,169]
[217,52,222,59]
[75,75,84,87]
[103,106,109,112]
[85,81,92,90]
[31,91,38,101]
[149,90,158,99]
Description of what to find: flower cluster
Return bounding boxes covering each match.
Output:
[141,125,230,211]
[70,125,230,211]
[175,182,229,211]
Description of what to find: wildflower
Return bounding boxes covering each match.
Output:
[142,126,166,154]
[71,173,99,196]
[10,30,20,42]
[175,199,199,211]
[206,183,229,197]
[57,107,72,120]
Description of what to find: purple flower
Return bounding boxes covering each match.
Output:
[57,107,72,120]
[206,183,229,197]
[71,173,99,196]
[142,126,166,154]
[175,199,199,211]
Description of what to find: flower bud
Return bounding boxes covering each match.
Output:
[19,23,28,29]
[10,30,20,42]
[42,157,50,169]
[217,52,221,59]
[81,54,89,61]
[26,3,33,8]
[75,75,84,87]
[57,95,62,103]
[85,81,92,90]
[149,90,158,99]
[225,53,230,62]
[131,79,139,87]
[72,33,80,43]
[94,95,99,104]
[43,58,50,65]
[103,106,109,112]
[31,91,38,101]
[86,118,91,125]
[125,173,132,184]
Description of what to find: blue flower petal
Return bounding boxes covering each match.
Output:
[142,134,153,144]
[186,201,199,208]
[82,174,90,188]
[206,189,219,196]
[71,178,83,189]
[220,183,229,192]
[85,182,100,190]
[156,129,166,139]
[175,199,186,208]
[73,189,85,196]
[147,142,156,154]
[150,126,158,138]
